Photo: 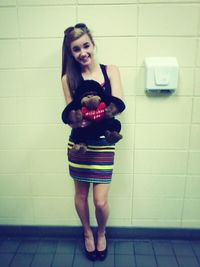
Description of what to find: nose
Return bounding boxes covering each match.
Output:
[80,48,87,57]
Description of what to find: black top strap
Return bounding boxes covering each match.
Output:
[100,64,109,83]
[100,64,112,96]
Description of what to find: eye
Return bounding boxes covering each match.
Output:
[83,43,90,49]
[72,46,80,52]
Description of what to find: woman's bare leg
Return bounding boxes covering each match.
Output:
[74,180,95,252]
[93,183,110,251]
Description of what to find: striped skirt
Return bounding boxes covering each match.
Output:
[67,137,115,183]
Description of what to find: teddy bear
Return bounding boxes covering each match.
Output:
[62,80,126,153]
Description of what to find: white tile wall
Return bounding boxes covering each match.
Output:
[132,198,183,221]
[0,70,24,97]
[137,37,197,67]
[133,175,185,198]
[140,0,199,2]
[192,97,200,123]
[0,150,30,173]
[188,152,200,175]
[18,0,76,5]
[190,125,200,150]
[178,68,195,96]
[134,150,188,175]
[18,6,76,38]
[120,67,137,96]
[96,37,137,66]
[135,96,193,123]
[135,124,190,149]
[21,69,62,97]
[194,68,200,96]
[0,0,16,5]
[0,197,34,220]
[0,7,18,38]
[185,176,200,198]
[78,5,137,36]
[78,0,137,3]
[138,5,199,36]
[0,0,200,228]
[20,39,61,68]
[0,174,31,196]
[197,40,200,66]
[0,40,21,68]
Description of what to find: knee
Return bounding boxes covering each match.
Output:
[94,198,108,210]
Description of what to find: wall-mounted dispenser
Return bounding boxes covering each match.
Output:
[144,57,179,93]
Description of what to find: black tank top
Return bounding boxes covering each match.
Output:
[80,64,112,96]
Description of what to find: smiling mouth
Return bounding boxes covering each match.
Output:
[80,56,90,62]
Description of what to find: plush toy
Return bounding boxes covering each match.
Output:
[62,80,126,153]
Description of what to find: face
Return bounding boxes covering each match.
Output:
[70,34,95,67]
[81,94,101,109]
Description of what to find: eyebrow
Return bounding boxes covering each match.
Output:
[72,42,90,49]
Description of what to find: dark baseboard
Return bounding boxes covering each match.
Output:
[0,225,200,240]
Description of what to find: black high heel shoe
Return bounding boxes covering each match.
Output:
[96,246,107,261]
[96,234,108,261]
[84,247,97,261]
[83,235,97,261]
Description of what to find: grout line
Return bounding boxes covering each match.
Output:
[130,0,140,230]
[179,32,198,226]
[151,239,159,267]
[1,35,200,41]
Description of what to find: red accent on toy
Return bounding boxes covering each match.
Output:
[81,102,106,122]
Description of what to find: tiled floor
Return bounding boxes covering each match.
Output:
[0,237,200,267]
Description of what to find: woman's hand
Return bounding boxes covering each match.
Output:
[68,110,83,123]
[69,120,91,128]
[105,102,118,118]
[68,110,91,128]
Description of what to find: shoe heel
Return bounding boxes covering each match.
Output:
[96,247,107,261]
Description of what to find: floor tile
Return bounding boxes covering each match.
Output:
[197,256,200,265]
[74,240,84,255]
[0,239,21,253]
[152,240,174,256]
[107,239,115,254]
[115,241,134,254]
[156,255,178,267]
[172,240,195,256]
[52,253,74,267]
[94,253,114,267]
[18,239,39,253]
[56,239,76,254]
[30,253,54,267]
[36,240,58,253]
[191,241,200,257]
[73,253,94,267]
[9,253,34,267]
[135,255,157,267]
[0,236,199,267]
[115,254,136,267]
[134,240,154,255]
[176,256,200,267]
[0,253,15,267]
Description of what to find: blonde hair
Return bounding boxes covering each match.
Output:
[61,24,95,96]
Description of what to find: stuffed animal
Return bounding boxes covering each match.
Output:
[62,80,126,153]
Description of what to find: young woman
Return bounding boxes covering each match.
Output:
[61,23,124,261]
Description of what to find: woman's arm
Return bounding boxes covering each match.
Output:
[104,65,125,118]
[61,74,90,128]
[107,65,123,100]
[61,74,73,104]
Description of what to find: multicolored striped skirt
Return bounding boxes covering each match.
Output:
[67,137,115,183]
